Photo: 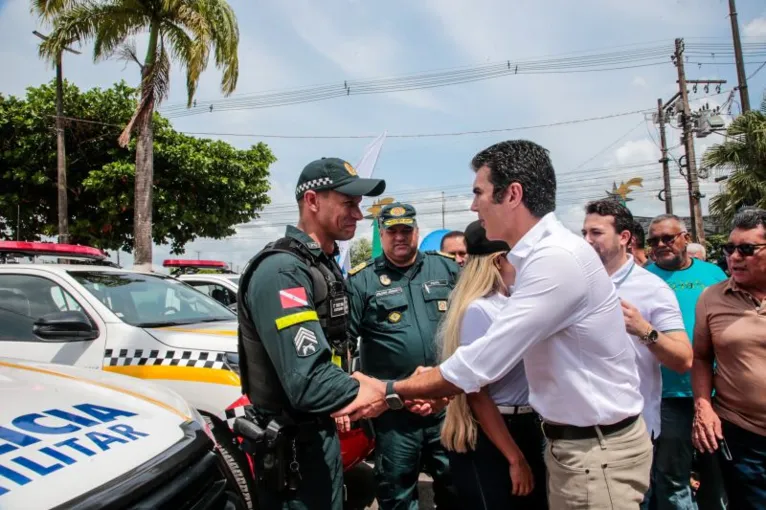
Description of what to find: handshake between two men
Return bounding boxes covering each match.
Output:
[332,366,462,433]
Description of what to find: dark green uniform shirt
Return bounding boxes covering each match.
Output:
[244,225,359,414]
[347,251,460,381]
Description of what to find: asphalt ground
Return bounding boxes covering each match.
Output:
[344,462,435,510]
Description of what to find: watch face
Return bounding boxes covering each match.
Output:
[386,394,403,410]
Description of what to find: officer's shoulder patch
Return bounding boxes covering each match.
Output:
[348,260,371,276]
[429,250,455,260]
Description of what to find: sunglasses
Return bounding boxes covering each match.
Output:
[646,232,686,247]
[722,243,766,257]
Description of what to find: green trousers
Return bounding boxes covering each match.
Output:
[372,411,458,510]
[255,425,344,510]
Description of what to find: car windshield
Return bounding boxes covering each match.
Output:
[226,275,240,286]
[69,271,236,327]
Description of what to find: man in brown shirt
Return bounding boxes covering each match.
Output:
[692,207,766,510]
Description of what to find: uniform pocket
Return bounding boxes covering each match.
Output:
[421,282,451,321]
[370,288,409,330]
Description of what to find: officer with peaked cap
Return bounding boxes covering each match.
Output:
[236,157,385,509]
[347,202,461,510]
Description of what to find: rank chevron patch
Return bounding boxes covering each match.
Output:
[294,327,319,357]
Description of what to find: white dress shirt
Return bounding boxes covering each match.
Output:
[460,293,530,406]
[611,255,685,438]
[441,213,643,427]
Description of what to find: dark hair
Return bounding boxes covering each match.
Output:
[584,199,635,236]
[732,208,766,237]
[440,231,464,250]
[471,140,556,217]
[630,220,646,247]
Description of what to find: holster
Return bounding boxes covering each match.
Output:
[233,415,299,494]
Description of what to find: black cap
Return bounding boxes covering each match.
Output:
[464,220,510,255]
[295,157,386,200]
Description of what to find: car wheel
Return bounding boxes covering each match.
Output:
[205,416,257,510]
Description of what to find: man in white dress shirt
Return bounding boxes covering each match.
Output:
[582,199,693,508]
[334,140,653,509]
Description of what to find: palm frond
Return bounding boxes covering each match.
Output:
[39,2,123,61]
[30,0,80,20]
[92,10,151,62]
[114,39,143,69]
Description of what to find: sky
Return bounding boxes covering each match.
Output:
[1,0,765,271]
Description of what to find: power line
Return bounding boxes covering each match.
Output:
[154,40,765,119]
[178,109,652,140]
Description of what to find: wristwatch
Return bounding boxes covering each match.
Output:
[385,381,404,410]
[639,327,659,346]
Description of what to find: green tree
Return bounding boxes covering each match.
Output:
[39,0,240,269]
[0,80,273,254]
[703,99,766,227]
[350,237,372,267]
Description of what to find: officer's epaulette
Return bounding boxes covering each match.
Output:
[348,260,372,276]
[426,250,456,260]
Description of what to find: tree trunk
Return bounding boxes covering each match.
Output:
[132,23,159,272]
[56,52,69,244]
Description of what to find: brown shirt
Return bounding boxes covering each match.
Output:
[694,278,766,436]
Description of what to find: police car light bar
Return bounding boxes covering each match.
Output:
[0,241,107,260]
[162,259,228,269]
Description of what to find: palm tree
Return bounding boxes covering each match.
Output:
[702,99,766,228]
[40,0,239,270]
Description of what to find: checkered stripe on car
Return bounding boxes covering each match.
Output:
[221,405,249,429]
[103,348,229,370]
[295,177,333,196]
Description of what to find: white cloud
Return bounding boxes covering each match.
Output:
[744,16,766,40]
[615,139,657,166]
[632,76,648,88]
[272,0,443,112]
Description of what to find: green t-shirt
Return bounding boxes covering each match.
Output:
[646,259,727,398]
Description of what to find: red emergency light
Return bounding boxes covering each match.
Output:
[0,241,107,260]
[162,259,228,269]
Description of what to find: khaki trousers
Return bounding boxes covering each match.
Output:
[545,416,653,509]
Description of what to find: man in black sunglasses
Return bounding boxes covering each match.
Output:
[644,214,728,509]
[691,207,766,510]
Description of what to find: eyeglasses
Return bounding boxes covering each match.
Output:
[646,232,686,247]
[722,243,766,257]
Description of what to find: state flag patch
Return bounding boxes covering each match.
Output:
[279,287,308,309]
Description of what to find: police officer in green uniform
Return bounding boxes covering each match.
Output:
[236,157,385,510]
[347,203,460,510]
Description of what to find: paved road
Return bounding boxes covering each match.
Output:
[344,463,434,510]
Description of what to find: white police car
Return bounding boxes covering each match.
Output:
[0,242,254,507]
[0,357,247,509]
[164,259,240,311]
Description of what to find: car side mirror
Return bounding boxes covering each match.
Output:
[33,311,99,342]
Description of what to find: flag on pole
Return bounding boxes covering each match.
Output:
[371,217,382,258]
[336,131,387,275]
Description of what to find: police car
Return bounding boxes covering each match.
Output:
[165,259,240,311]
[0,242,374,505]
[0,357,247,509]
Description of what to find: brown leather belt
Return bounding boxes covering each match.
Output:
[542,414,639,441]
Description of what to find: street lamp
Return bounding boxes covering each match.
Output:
[33,30,81,244]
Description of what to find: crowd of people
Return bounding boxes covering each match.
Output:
[235,140,765,510]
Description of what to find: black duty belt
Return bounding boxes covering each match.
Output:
[541,414,639,441]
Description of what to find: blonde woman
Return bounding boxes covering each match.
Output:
[439,220,547,509]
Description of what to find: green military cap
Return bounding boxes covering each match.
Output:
[379,202,417,229]
[295,157,386,200]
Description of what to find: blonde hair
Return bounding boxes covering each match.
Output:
[439,251,508,453]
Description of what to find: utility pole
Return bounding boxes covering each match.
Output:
[440,191,445,229]
[656,98,673,214]
[674,38,705,244]
[728,0,751,112]
[33,31,81,244]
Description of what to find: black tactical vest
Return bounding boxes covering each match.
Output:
[237,236,350,415]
